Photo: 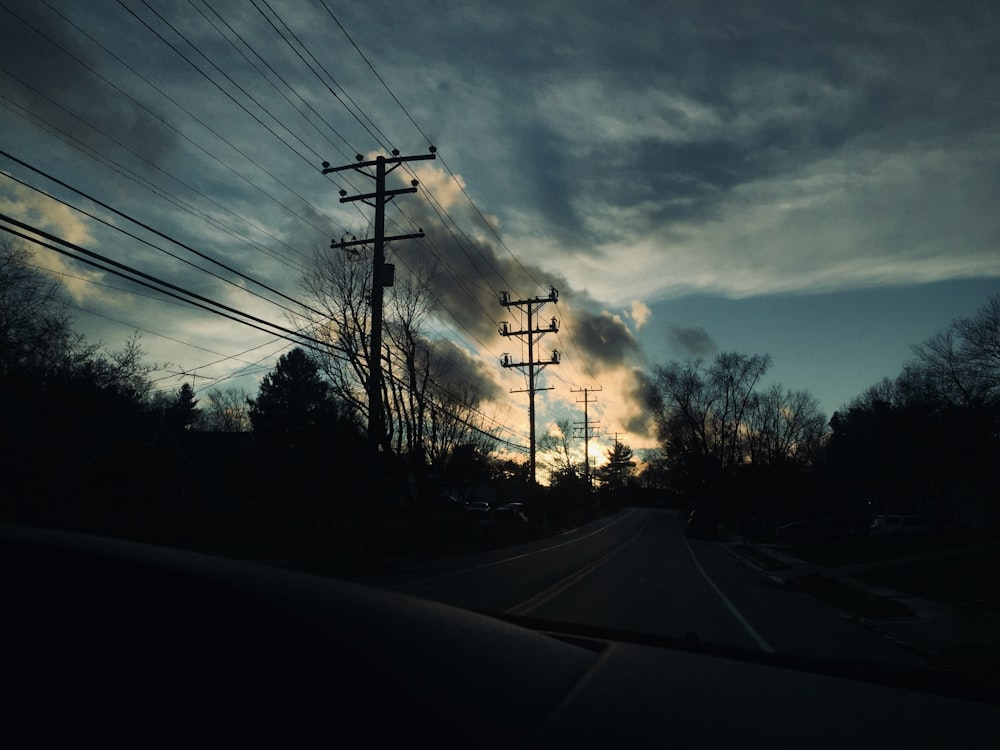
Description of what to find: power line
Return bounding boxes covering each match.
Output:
[8,221,529,453]
[321,2,543,292]
[2,170,314,322]
[251,0,391,151]
[0,215,344,357]
[3,1,340,249]
[188,0,358,163]
[0,149,325,318]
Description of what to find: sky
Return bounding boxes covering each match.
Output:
[2,0,998,469]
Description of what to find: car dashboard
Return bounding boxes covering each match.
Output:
[2,525,998,748]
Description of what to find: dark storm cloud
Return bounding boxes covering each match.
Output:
[426,337,504,403]
[388,194,647,375]
[442,0,1000,246]
[0,1,177,167]
[667,325,716,358]
[569,310,642,368]
[621,368,658,439]
[391,198,566,345]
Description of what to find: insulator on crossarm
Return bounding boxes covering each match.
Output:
[551,350,560,363]
[550,317,558,331]
[499,291,510,306]
[549,286,559,301]
[499,322,510,336]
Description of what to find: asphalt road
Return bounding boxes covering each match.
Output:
[372,507,925,667]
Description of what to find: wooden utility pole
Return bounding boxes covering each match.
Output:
[499,287,560,485]
[572,386,601,488]
[321,148,436,558]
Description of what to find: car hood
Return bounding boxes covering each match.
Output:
[3,524,998,748]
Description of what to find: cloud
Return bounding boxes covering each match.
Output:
[426,337,505,404]
[668,325,716,357]
[628,300,652,330]
[565,309,642,369]
[0,181,103,302]
[410,164,469,215]
[620,368,659,442]
[0,1,176,167]
[384,0,1000,303]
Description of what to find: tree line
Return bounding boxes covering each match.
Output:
[640,293,1000,531]
[820,294,1000,530]
[4,230,997,537]
[0,236,513,539]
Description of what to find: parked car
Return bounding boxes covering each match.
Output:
[437,495,467,513]
[494,502,528,522]
[870,515,934,538]
[465,501,491,517]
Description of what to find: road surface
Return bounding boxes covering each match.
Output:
[369,507,924,666]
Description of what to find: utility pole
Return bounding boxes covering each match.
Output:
[498,287,561,485]
[571,386,601,488]
[321,147,436,559]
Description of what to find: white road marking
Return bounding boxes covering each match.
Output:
[505,516,650,616]
[392,508,639,589]
[678,515,775,653]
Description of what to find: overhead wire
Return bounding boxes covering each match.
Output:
[3,2,544,452]
[115,0,345,235]
[0,86,314,277]
[0,214,348,359]
[251,0,392,152]
[317,3,603,386]
[2,1,339,255]
[8,219,529,450]
[136,0,525,370]
[319,0,544,289]
[189,0,357,165]
[0,149,326,319]
[250,0,527,326]
[53,268,301,393]
[70,0,391,273]
[3,169,314,322]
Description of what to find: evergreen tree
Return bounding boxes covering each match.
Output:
[165,383,200,431]
[602,441,636,490]
[248,348,340,449]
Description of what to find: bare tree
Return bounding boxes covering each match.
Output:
[538,418,579,483]
[426,378,500,467]
[651,352,772,473]
[708,352,772,468]
[956,293,1000,396]
[301,246,372,421]
[200,385,252,432]
[744,384,826,468]
[650,357,713,463]
[384,266,436,457]
[87,332,157,406]
[0,237,91,377]
[300,247,499,466]
[905,293,1000,410]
